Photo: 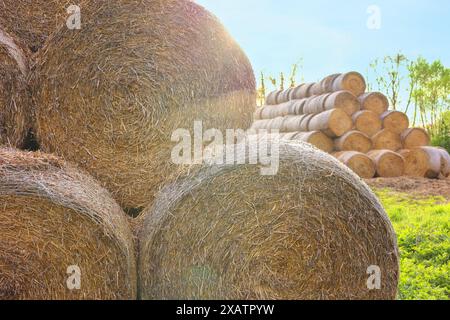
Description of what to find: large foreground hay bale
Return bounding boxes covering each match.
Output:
[0,148,136,300]
[0,28,31,148]
[139,140,399,300]
[0,0,88,52]
[32,0,256,210]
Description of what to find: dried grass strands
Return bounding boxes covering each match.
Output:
[0,148,136,300]
[0,0,89,52]
[139,139,399,300]
[0,28,31,148]
[32,0,256,210]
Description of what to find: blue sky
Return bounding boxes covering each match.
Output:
[197,0,450,96]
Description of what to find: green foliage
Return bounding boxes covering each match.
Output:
[376,190,450,300]
[431,111,450,153]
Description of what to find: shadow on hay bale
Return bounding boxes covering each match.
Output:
[32,0,256,211]
[0,148,136,300]
[0,28,32,148]
[138,139,399,300]
[0,0,89,52]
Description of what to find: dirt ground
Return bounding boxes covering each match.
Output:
[365,177,450,200]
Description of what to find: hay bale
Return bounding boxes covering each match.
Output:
[308,109,353,138]
[367,150,405,178]
[333,151,376,179]
[0,28,31,148]
[303,91,360,116]
[358,92,389,115]
[138,139,399,300]
[0,148,136,299]
[381,111,409,134]
[266,90,283,105]
[352,110,382,137]
[291,83,315,100]
[401,128,430,149]
[400,147,450,179]
[335,131,372,153]
[0,0,89,52]
[372,129,402,151]
[329,72,366,96]
[285,131,334,153]
[32,0,256,210]
[319,73,340,92]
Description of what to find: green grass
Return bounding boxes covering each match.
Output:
[375,189,450,300]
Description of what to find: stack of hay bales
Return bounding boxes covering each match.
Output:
[0,0,402,301]
[253,71,450,179]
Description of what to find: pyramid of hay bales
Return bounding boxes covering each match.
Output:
[0,0,402,301]
[252,71,450,180]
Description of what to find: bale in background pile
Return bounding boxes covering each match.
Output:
[32,0,256,210]
[352,110,382,137]
[368,150,405,178]
[333,151,376,179]
[401,128,430,149]
[372,129,402,151]
[0,0,89,52]
[400,147,450,179]
[358,92,389,115]
[0,28,31,148]
[380,111,409,134]
[139,139,399,300]
[0,148,136,299]
[335,131,372,153]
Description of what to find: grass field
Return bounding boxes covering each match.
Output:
[376,189,450,300]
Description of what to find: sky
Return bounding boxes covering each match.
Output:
[196,0,450,98]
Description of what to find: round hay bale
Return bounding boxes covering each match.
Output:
[335,131,372,153]
[289,131,334,153]
[367,150,405,178]
[381,111,409,134]
[352,110,382,137]
[0,148,136,300]
[399,147,442,179]
[358,92,389,115]
[319,73,341,92]
[291,83,315,100]
[0,0,89,52]
[437,147,450,178]
[138,140,399,300]
[266,90,282,105]
[372,129,402,151]
[279,115,306,132]
[310,82,324,96]
[308,109,353,138]
[0,28,31,148]
[331,72,366,97]
[32,0,256,210]
[278,88,294,104]
[333,151,376,179]
[401,128,430,149]
[323,91,360,116]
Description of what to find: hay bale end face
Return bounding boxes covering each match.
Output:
[368,150,405,178]
[352,110,382,137]
[381,111,410,135]
[0,28,31,148]
[372,129,402,151]
[401,128,430,149]
[333,151,376,179]
[335,130,372,153]
[139,140,399,300]
[32,0,256,210]
[0,148,136,299]
[358,92,389,115]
